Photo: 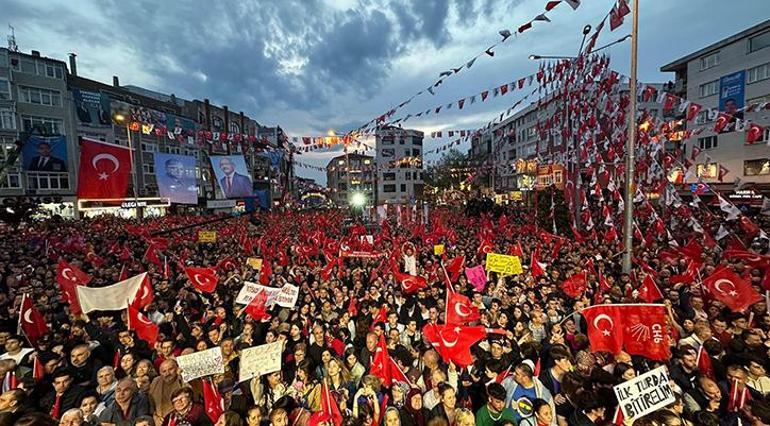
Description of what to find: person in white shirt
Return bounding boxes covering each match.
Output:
[0,335,33,365]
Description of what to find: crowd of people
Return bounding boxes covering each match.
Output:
[0,203,769,426]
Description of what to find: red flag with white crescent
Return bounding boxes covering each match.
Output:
[132,274,154,308]
[202,378,225,422]
[422,324,489,367]
[702,266,763,312]
[581,305,624,354]
[76,138,132,199]
[184,267,219,293]
[18,294,49,345]
[127,303,159,346]
[445,291,480,325]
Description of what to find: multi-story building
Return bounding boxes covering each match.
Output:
[0,47,77,215]
[326,153,375,206]
[375,126,424,204]
[661,19,770,197]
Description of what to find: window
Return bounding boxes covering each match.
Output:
[399,137,405,145]
[21,115,63,134]
[696,163,719,178]
[18,86,61,106]
[229,122,239,133]
[381,136,394,145]
[698,135,718,150]
[14,58,63,79]
[749,31,770,53]
[383,184,396,193]
[699,80,718,97]
[0,142,21,189]
[413,137,423,146]
[0,108,15,130]
[0,79,9,100]
[400,184,407,192]
[20,59,35,73]
[412,148,421,157]
[0,50,6,67]
[744,159,770,176]
[27,172,69,190]
[699,52,720,70]
[404,149,411,157]
[383,172,395,181]
[141,143,158,153]
[142,163,155,174]
[166,146,181,154]
[748,62,770,84]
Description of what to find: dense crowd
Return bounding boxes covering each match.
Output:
[0,203,769,426]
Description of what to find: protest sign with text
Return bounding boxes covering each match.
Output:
[485,252,523,275]
[613,366,675,421]
[176,347,224,382]
[235,282,300,308]
[238,341,283,383]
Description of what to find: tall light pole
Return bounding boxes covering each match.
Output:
[113,114,140,217]
[622,0,639,274]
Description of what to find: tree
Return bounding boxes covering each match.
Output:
[0,198,40,225]
[424,149,470,190]
[536,185,571,236]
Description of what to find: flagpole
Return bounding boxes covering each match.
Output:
[621,0,639,274]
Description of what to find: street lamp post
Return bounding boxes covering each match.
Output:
[113,114,140,218]
[622,0,640,274]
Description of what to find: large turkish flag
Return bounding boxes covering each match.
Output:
[581,305,624,354]
[702,266,763,313]
[77,138,132,199]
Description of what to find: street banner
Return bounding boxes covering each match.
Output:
[235,282,300,308]
[247,258,263,270]
[75,273,146,313]
[154,153,198,204]
[485,252,523,275]
[434,244,445,256]
[198,231,217,243]
[176,347,225,382]
[210,155,253,198]
[613,366,675,421]
[238,341,283,383]
[465,265,487,291]
[340,251,383,258]
[22,135,68,172]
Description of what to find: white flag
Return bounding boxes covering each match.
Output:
[76,273,146,314]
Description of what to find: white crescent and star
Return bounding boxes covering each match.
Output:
[61,268,75,282]
[438,327,461,348]
[454,301,472,318]
[714,279,738,297]
[91,153,120,180]
[23,309,34,324]
[593,313,615,337]
[137,313,154,326]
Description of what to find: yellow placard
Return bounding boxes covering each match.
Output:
[485,252,523,275]
[198,230,217,243]
[434,244,445,256]
[247,258,263,270]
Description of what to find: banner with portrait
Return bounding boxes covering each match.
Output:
[73,90,112,127]
[22,135,68,172]
[209,155,253,199]
[153,153,198,204]
[718,70,745,133]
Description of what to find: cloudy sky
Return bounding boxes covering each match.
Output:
[4,0,767,183]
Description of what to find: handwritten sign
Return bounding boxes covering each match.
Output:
[239,341,283,383]
[235,282,300,308]
[247,258,263,270]
[434,244,445,256]
[613,366,675,421]
[465,265,487,291]
[485,253,523,275]
[176,347,224,382]
[197,230,217,243]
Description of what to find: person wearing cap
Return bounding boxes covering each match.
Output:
[501,361,554,425]
[475,382,515,426]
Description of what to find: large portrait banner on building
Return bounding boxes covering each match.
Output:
[718,70,745,133]
[153,153,198,204]
[209,155,253,198]
[22,135,68,172]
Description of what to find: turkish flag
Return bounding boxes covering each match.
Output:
[202,378,225,422]
[392,269,428,294]
[18,294,49,345]
[320,256,338,281]
[621,304,671,361]
[696,345,715,379]
[216,256,237,272]
[422,324,488,367]
[638,275,663,303]
[581,305,624,354]
[369,334,393,386]
[722,249,770,269]
[244,290,270,321]
[530,246,545,278]
[446,291,480,325]
[746,123,765,144]
[184,267,219,293]
[686,102,702,121]
[144,244,162,267]
[444,256,465,284]
[319,379,344,426]
[32,356,45,380]
[477,238,494,256]
[259,260,272,285]
[127,303,158,346]
[131,274,154,308]
[510,241,524,258]
[702,267,763,312]
[76,138,132,199]
[561,272,587,298]
[56,260,90,315]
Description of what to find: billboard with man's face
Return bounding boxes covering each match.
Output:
[209,155,253,199]
[154,153,198,204]
[22,135,68,172]
[718,70,745,133]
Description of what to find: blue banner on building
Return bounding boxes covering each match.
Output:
[154,153,198,204]
[210,155,253,199]
[22,135,68,172]
[73,89,112,127]
[718,70,745,132]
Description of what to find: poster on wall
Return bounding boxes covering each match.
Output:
[153,153,198,204]
[718,70,745,133]
[73,90,112,127]
[22,135,68,172]
[209,155,253,198]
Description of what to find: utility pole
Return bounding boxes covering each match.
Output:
[622,0,639,274]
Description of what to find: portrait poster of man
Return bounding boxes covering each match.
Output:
[210,155,253,199]
[154,153,198,204]
[22,135,68,172]
[73,89,112,127]
[718,70,745,133]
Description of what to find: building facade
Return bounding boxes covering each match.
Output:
[661,19,770,194]
[375,126,424,204]
[326,153,375,206]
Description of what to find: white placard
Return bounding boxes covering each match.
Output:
[235,282,299,308]
[176,347,225,382]
[613,366,675,421]
[238,341,283,383]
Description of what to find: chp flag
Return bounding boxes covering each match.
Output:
[582,304,671,361]
[76,138,133,199]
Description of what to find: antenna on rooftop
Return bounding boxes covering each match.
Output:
[7,24,18,52]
